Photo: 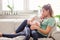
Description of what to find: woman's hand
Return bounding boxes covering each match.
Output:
[30,25,40,30]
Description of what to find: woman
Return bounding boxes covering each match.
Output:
[30,4,56,40]
[0,4,56,40]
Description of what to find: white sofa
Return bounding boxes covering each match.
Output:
[0,19,60,40]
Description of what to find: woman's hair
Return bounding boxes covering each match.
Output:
[42,4,53,17]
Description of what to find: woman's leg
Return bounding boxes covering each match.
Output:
[1,25,30,39]
[2,31,25,38]
[31,30,47,40]
[24,25,30,40]
[37,32,47,38]
[15,20,27,33]
[31,30,38,40]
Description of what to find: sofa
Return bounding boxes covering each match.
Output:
[0,19,60,40]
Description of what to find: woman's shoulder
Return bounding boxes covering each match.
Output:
[48,17,56,22]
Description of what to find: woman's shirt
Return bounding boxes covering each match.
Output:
[38,17,56,36]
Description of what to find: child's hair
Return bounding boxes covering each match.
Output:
[42,4,53,17]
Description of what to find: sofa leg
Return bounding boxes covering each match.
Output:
[49,36,55,40]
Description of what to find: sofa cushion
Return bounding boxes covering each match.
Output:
[0,36,25,40]
[29,37,53,40]
[0,36,53,40]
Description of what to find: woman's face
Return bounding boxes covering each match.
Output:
[41,8,49,18]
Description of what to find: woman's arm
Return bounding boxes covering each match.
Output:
[37,26,52,35]
[30,25,52,35]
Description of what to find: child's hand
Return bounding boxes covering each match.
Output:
[35,22,40,26]
[30,25,40,30]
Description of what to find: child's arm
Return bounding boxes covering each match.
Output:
[35,22,40,26]
[27,16,36,25]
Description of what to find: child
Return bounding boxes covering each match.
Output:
[28,15,43,27]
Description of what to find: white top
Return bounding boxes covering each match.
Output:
[28,15,42,26]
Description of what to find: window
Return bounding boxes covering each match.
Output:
[14,0,23,11]
[2,0,23,11]
[2,0,60,15]
[29,0,60,15]
[29,0,41,10]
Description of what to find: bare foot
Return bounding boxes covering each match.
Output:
[11,32,16,34]
[0,32,2,37]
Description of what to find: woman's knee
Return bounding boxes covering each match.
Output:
[24,19,27,23]
[31,30,37,34]
[31,30,38,37]
[22,19,28,24]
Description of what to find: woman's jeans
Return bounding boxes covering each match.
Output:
[30,30,47,40]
